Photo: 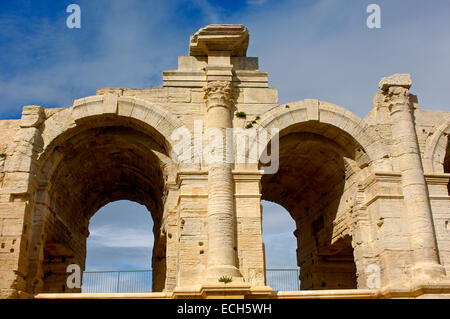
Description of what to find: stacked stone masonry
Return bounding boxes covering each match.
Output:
[0,25,449,299]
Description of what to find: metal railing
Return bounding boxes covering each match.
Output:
[266,268,300,291]
[82,270,153,293]
[81,268,300,293]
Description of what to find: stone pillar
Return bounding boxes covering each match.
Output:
[171,24,250,287]
[175,171,209,288]
[0,106,44,298]
[379,74,445,279]
[203,78,241,279]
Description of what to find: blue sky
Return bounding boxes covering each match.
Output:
[1,0,449,273]
[1,0,449,119]
[86,200,296,271]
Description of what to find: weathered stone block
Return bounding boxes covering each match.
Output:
[19,106,45,128]
[378,73,412,91]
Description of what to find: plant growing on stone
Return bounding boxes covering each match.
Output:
[0,153,6,158]
[218,276,232,284]
[244,115,260,129]
[235,111,247,119]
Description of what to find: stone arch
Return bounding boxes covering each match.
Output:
[257,100,386,167]
[423,120,450,174]
[39,94,184,158]
[257,100,381,290]
[25,94,185,294]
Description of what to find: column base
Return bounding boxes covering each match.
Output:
[206,265,242,283]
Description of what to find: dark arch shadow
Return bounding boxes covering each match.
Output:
[27,120,171,294]
[259,122,366,290]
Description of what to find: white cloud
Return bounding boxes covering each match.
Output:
[237,0,450,117]
[262,200,298,267]
[191,0,221,23]
[88,224,154,249]
[247,0,267,6]
[3,0,448,119]
[85,201,154,270]
[0,0,192,117]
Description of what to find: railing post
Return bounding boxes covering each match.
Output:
[117,271,120,293]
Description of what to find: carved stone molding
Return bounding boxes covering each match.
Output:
[203,81,233,110]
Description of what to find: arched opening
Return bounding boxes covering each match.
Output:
[260,121,366,290]
[262,200,299,290]
[444,137,450,195]
[27,116,172,294]
[81,200,154,293]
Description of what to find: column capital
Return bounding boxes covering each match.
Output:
[384,86,410,113]
[203,81,233,110]
[378,74,412,114]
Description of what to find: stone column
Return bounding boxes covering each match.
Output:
[176,24,249,286]
[380,74,445,279]
[203,79,241,279]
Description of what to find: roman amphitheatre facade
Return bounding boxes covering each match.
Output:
[0,25,449,299]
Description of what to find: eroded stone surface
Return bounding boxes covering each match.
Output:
[378,73,412,91]
[189,24,249,57]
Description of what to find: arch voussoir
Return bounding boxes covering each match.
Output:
[258,99,385,163]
